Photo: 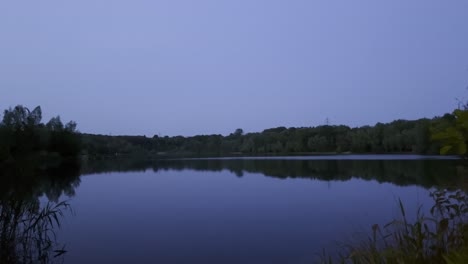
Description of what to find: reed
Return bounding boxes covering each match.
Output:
[321,189,468,264]
[0,199,71,264]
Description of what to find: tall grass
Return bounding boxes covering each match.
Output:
[0,199,71,264]
[321,189,468,264]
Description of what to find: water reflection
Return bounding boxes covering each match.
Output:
[82,158,466,189]
[0,160,80,264]
[155,159,466,189]
[3,157,466,263]
[57,157,467,263]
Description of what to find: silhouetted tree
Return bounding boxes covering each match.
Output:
[0,105,81,162]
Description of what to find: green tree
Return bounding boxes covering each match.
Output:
[432,109,468,156]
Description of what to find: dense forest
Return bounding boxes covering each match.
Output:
[1,105,465,160]
[81,113,458,158]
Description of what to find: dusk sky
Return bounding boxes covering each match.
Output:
[1,0,468,137]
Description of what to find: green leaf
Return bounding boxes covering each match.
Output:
[440,145,453,155]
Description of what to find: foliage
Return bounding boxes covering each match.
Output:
[82,116,454,158]
[0,105,81,162]
[432,109,468,156]
[1,104,459,159]
[321,189,468,264]
[0,200,71,264]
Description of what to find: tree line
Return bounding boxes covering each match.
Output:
[81,112,459,158]
[1,104,464,160]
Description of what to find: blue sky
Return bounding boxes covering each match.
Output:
[1,0,468,136]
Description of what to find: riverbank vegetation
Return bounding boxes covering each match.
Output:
[0,160,80,263]
[2,104,465,159]
[320,190,468,264]
[432,109,468,157]
[0,105,81,163]
[82,111,461,158]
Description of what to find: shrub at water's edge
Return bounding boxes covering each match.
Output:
[0,105,81,163]
[320,190,468,264]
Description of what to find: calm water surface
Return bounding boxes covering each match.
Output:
[1,155,465,263]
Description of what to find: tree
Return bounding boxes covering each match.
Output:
[0,105,81,160]
[2,105,31,131]
[432,109,468,156]
[46,116,64,131]
[234,128,243,136]
[307,135,327,152]
[27,106,42,126]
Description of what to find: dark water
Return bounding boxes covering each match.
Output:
[1,155,466,263]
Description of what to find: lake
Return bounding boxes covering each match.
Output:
[0,155,465,263]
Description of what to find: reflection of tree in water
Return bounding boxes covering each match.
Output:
[80,158,467,189]
[150,159,466,189]
[0,159,80,264]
